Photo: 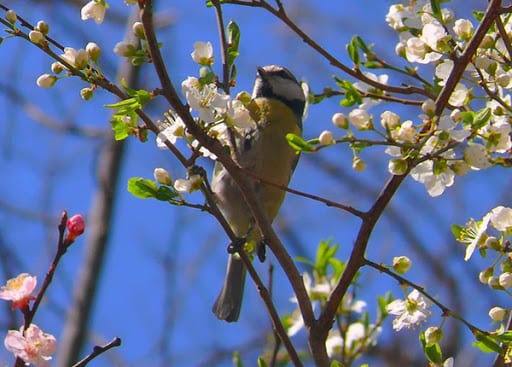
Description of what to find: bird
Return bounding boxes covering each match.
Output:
[211,65,306,322]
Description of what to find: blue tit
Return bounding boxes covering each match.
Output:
[211,65,306,322]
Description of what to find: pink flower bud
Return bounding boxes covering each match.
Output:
[66,214,86,242]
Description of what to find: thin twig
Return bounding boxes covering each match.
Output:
[71,337,122,367]
[222,0,435,100]
[364,259,486,334]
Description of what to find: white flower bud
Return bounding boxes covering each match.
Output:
[80,87,94,100]
[191,41,214,66]
[132,22,145,39]
[474,56,492,70]
[74,49,89,70]
[485,236,500,250]
[380,110,400,130]
[154,168,172,185]
[392,256,411,274]
[421,99,436,116]
[113,41,136,57]
[497,73,511,88]
[348,108,372,130]
[352,156,366,172]
[499,272,512,288]
[6,10,17,24]
[489,306,507,322]
[86,42,101,62]
[318,130,335,146]
[81,0,106,24]
[424,326,443,344]
[479,268,493,284]
[332,113,348,129]
[29,30,44,44]
[51,62,64,74]
[450,109,462,122]
[488,276,502,290]
[36,74,57,88]
[395,42,406,58]
[36,20,49,34]
[480,34,494,49]
[451,161,470,176]
[453,19,473,40]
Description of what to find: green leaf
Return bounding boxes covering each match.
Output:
[315,240,339,277]
[424,342,443,363]
[354,35,371,54]
[377,292,393,318]
[127,178,158,199]
[257,357,268,367]
[155,186,180,201]
[334,78,363,107]
[346,36,360,66]
[110,116,130,141]
[473,107,492,129]
[430,0,442,21]
[286,133,316,152]
[497,331,512,344]
[105,97,138,110]
[227,21,241,67]
[474,331,503,354]
[328,258,345,281]
[329,360,345,367]
[473,11,484,22]
[451,224,463,239]
[295,256,315,267]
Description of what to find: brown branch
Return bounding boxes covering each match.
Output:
[434,0,503,116]
[313,173,407,363]
[315,89,425,106]
[240,168,365,218]
[211,0,231,93]
[222,0,435,100]
[140,2,312,365]
[495,16,512,62]
[71,337,122,367]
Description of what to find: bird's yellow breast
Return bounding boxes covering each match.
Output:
[211,96,302,240]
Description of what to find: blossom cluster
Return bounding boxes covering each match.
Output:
[320,0,512,198]
[286,270,381,360]
[284,241,382,362]
[452,205,512,359]
[455,205,512,300]
[0,274,56,367]
[155,41,257,193]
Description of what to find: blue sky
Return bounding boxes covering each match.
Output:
[0,1,506,366]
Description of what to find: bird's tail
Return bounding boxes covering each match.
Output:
[212,255,247,322]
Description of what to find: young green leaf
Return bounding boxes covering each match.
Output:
[286,133,317,152]
[127,178,158,199]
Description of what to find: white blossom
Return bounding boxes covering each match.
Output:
[81,0,107,24]
[463,144,491,170]
[453,19,474,40]
[191,41,214,66]
[490,206,512,232]
[386,289,432,331]
[348,108,372,130]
